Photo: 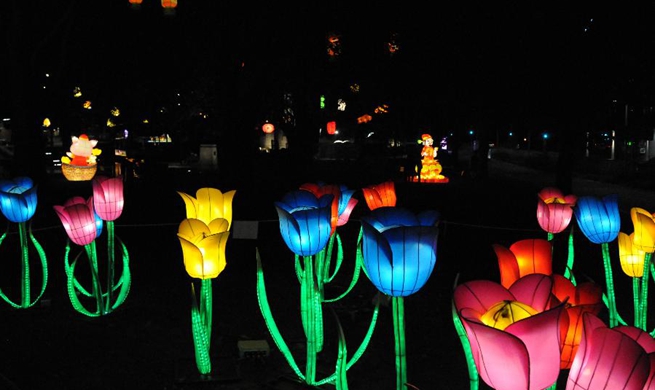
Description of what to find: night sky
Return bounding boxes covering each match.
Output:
[3,2,655,139]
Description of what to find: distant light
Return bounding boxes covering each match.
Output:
[469,130,474,135]
[367,132,374,138]
[45,73,50,77]
[543,133,549,139]
[509,132,513,136]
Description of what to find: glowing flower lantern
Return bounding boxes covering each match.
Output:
[256,188,377,387]
[161,0,177,15]
[625,206,655,330]
[619,232,646,278]
[453,274,566,390]
[493,238,552,289]
[262,122,275,134]
[361,180,397,210]
[566,312,652,389]
[129,0,143,9]
[176,188,234,375]
[327,121,336,135]
[537,187,577,236]
[574,194,622,327]
[361,206,440,389]
[54,195,130,317]
[0,177,47,309]
[177,188,236,229]
[274,190,333,256]
[550,274,603,369]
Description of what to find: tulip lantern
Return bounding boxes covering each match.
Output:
[453,274,567,390]
[573,194,623,327]
[493,238,553,289]
[360,206,440,390]
[177,187,234,376]
[537,187,578,283]
[256,187,377,388]
[53,175,130,317]
[0,177,48,309]
[361,180,397,210]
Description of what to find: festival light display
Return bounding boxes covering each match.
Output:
[0,177,47,309]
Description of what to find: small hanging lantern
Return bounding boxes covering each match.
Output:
[326,121,336,135]
[42,118,51,128]
[162,0,177,15]
[129,0,143,9]
[262,122,275,134]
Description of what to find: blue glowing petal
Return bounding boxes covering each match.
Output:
[361,207,418,232]
[574,194,620,244]
[418,209,441,227]
[0,178,38,223]
[275,203,332,256]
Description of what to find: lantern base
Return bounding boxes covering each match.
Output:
[61,163,98,181]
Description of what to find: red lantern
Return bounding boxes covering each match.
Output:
[129,0,143,6]
[327,121,336,135]
[262,123,275,134]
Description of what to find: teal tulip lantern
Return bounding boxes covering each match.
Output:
[257,188,378,388]
[0,177,47,309]
[360,207,440,389]
[573,194,622,327]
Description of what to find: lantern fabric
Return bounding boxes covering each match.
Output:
[537,187,577,234]
[454,274,566,390]
[360,207,440,297]
[550,274,603,369]
[262,123,275,134]
[274,190,333,256]
[335,186,358,226]
[92,176,124,221]
[161,0,177,8]
[0,177,38,223]
[573,194,620,244]
[178,188,236,230]
[566,313,651,390]
[493,238,552,289]
[53,197,99,246]
[300,182,341,234]
[361,181,397,210]
[177,218,229,280]
[630,207,655,253]
[618,232,646,278]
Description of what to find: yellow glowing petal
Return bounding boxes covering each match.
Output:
[178,191,200,220]
[631,207,655,253]
[208,218,229,234]
[177,232,228,279]
[618,232,645,277]
[480,300,538,330]
[177,218,211,242]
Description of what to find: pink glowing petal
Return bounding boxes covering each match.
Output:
[461,318,530,390]
[538,187,564,202]
[505,305,567,389]
[336,198,358,226]
[493,244,520,289]
[567,313,650,390]
[509,239,553,277]
[563,194,577,205]
[453,280,514,314]
[646,354,655,390]
[508,273,553,312]
[615,326,655,353]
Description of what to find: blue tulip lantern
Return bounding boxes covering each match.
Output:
[256,189,378,387]
[361,207,440,390]
[0,177,47,309]
[573,194,623,327]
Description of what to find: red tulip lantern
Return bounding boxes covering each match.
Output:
[327,121,336,135]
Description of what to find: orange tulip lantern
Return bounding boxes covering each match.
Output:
[129,0,143,9]
[493,238,552,289]
[161,0,177,15]
[361,180,397,210]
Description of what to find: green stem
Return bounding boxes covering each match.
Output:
[601,243,619,327]
[105,221,115,313]
[639,252,651,330]
[633,277,642,329]
[84,241,104,315]
[564,225,576,285]
[452,300,479,390]
[392,296,407,390]
[18,222,30,308]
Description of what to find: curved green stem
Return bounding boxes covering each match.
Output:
[65,242,100,317]
[191,281,212,375]
[451,288,479,390]
[563,225,576,285]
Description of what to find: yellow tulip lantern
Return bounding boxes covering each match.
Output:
[623,207,655,331]
[176,188,235,376]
